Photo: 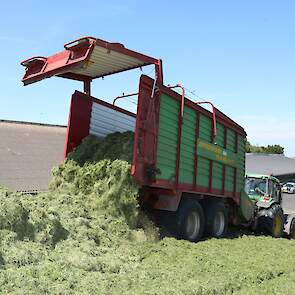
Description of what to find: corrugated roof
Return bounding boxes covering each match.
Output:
[70,45,150,78]
[0,120,66,192]
[246,153,295,176]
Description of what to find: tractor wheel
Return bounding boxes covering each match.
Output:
[290,218,295,239]
[204,201,228,238]
[262,205,284,238]
[177,199,205,242]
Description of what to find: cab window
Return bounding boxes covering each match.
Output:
[268,180,274,197]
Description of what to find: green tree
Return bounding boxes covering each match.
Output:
[246,141,284,154]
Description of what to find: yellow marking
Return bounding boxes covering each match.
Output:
[199,141,223,155]
[216,155,234,165]
[199,140,234,166]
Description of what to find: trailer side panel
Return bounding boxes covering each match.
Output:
[133,75,246,205]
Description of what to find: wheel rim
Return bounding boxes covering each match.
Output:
[186,211,200,240]
[273,215,282,236]
[213,211,225,237]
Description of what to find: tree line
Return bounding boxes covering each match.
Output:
[246,141,284,154]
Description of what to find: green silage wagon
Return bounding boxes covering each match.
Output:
[20,36,270,241]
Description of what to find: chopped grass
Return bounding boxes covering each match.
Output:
[67,131,134,165]
[0,133,294,294]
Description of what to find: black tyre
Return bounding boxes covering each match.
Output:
[177,199,205,242]
[261,205,284,238]
[289,218,295,239]
[157,210,177,236]
[204,201,228,238]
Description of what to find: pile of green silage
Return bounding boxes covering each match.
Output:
[67,131,134,165]
[0,132,295,294]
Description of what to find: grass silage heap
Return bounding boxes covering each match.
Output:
[0,132,295,294]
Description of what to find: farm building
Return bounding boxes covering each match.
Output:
[1,118,295,192]
[0,119,66,192]
[246,153,295,183]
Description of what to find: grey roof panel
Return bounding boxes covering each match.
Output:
[246,153,295,176]
[0,120,66,192]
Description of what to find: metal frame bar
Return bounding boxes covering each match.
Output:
[113,92,138,106]
[168,84,185,186]
[195,101,217,141]
[83,80,92,96]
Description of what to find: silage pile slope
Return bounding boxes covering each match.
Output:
[0,132,294,294]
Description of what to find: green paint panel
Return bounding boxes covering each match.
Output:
[215,122,225,147]
[212,162,223,189]
[179,105,196,184]
[227,129,236,152]
[156,94,179,181]
[156,91,246,197]
[225,166,234,192]
[199,115,212,142]
[196,156,210,187]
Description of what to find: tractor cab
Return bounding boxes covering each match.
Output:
[245,174,282,207]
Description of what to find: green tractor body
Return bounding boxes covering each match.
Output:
[245,173,284,237]
[245,173,282,207]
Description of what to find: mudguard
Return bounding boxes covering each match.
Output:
[239,190,255,222]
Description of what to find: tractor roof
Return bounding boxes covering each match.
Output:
[21,36,159,86]
[245,173,280,183]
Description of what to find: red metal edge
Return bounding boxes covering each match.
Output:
[131,78,143,176]
[64,36,97,49]
[21,41,95,86]
[20,56,47,66]
[174,85,185,186]
[64,90,136,158]
[152,178,239,200]
[63,96,73,158]
[64,91,93,157]
[141,183,239,211]
[132,75,158,179]
[21,36,158,86]
[153,192,182,211]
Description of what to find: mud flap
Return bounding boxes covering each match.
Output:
[238,190,255,222]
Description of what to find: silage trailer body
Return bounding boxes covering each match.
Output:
[60,76,247,213]
[21,36,253,241]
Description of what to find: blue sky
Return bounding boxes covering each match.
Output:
[1,0,295,155]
